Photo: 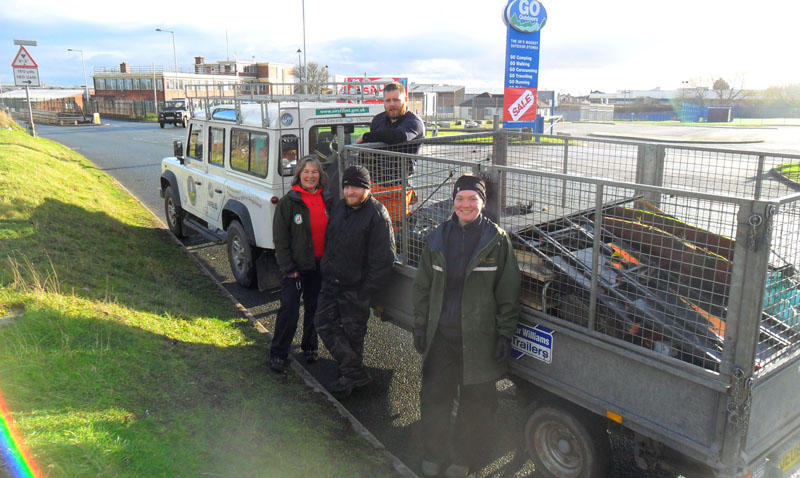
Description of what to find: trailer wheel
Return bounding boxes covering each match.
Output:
[524,404,610,478]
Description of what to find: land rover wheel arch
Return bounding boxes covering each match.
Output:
[222,200,256,244]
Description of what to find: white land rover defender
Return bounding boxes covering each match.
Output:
[160,87,384,290]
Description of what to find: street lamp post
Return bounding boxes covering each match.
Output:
[155,28,178,74]
[296,48,302,93]
[302,0,307,93]
[66,48,90,110]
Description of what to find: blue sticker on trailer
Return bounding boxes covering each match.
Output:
[511,323,553,363]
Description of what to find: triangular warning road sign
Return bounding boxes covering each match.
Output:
[11,46,38,68]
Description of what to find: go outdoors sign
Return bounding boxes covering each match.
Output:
[502,0,547,129]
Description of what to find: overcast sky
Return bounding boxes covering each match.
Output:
[0,0,795,95]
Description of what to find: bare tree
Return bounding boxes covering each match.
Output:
[711,75,746,103]
[686,75,746,105]
[294,61,329,93]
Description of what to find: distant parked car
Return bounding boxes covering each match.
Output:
[159,99,189,128]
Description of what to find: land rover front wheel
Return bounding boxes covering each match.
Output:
[159,122,165,128]
[227,220,256,288]
[164,185,184,237]
[524,404,610,478]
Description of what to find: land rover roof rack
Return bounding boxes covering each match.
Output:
[182,80,387,128]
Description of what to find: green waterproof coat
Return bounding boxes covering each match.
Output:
[412,216,522,385]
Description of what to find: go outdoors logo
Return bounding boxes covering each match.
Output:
[505,0,547,33]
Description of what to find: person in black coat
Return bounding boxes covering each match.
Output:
[270,156,333,373]
[314,165,396,398]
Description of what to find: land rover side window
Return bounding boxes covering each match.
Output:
[279,135,299,176]
[209,127,225,167]
[188,124,204,160]
[309,124,370,159]
[230,128,268,178]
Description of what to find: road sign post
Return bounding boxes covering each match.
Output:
[11,44,39,137]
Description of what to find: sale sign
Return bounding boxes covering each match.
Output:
[503,0,547,129]
[506,88,538,122]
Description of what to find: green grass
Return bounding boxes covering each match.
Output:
[775,162,800,183]
[610,118,800,127]
[0,126,393,477]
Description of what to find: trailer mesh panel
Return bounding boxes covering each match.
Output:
[344,132,800,376]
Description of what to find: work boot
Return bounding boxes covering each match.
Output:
[303,350,318,364]
[269,356,287,374]
[420,458,442,477]
[443,463,469,478]
[328,374,371,398]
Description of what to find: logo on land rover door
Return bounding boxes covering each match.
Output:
[186,176,197,206]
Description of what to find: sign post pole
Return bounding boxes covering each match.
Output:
[502,0,547,131]
[25,85,35,137]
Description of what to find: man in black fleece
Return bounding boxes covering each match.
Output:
[314,165,396,398]
[356,81,425,185]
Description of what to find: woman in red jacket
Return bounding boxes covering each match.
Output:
[270,156,333,374]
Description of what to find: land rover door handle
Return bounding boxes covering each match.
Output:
[195,180,202,185]
[215,188,223,194]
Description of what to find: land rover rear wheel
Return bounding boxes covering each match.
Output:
[227,220,256,288]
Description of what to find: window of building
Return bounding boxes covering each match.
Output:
[141,78,152,90]
[95,78,105,90]
[209,127,225,167]
[230,129,268,178]
[124,78,132,90]
[188,124,204,160]
[157,79,163,91]
[132,78,140,90]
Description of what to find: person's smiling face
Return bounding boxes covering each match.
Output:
[454,190,483,226]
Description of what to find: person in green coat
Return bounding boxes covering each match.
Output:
[412,174,521,478]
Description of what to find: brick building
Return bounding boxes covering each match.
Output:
[92,58,295,102]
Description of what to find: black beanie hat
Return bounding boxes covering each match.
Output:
[342,165,371,189]
[452,174,486,203]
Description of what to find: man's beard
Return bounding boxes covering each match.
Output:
[386,104,407,120]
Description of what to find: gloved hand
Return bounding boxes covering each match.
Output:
[413,327,427,354]
[494,336,511,362]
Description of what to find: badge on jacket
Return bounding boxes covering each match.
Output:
[294,214,303,225]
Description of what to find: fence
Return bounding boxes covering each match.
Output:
[90,99,158,119]
[344,131,800,379]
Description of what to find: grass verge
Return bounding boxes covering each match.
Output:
[0,126,393,477]
[775,162,800,183]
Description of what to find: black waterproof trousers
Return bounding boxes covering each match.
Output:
[314,287,371,380]
[270,267,321,359]
[420,330,497,466]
